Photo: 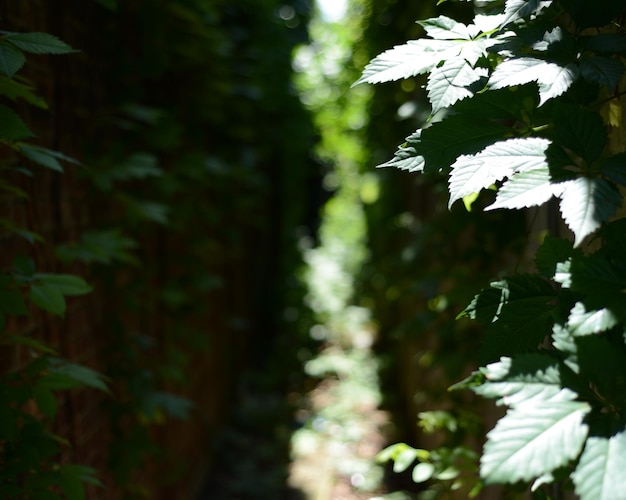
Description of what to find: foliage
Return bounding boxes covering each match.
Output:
[0,30,106,498]
[358,0,626,497]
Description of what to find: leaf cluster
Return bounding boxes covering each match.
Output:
[0,30,107,498]
[358,0,626,497]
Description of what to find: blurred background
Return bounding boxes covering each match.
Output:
[0,0,528,498]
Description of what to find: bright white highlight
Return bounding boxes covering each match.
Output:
[316,0,347,22]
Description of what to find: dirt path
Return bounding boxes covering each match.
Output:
[288,319,393,500]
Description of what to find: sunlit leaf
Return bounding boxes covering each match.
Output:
[488,58,578,105]
[567,302,618,336]
[412,462,435,482]
[426,59,486,114]
[558,177,621,246]
[473,354,563,406]
[418,16,478,40]
[481,396,589,483]
[486,167,562,211]
[449,138,550,208]
[573,429,626,500]
[501,0,553,27]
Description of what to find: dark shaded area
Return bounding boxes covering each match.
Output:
[0,0,322,497]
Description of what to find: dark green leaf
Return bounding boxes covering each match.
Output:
[579,55,625,90]
[419,115,510,174]
[535,236,574,278]
[570,252,626,319]
[600,153,626,186]
[0,41,25,77]
[56,229,138,266]
[35,274,93,296]
[0,75,47,108]
[5,334,56,354]
[32,386,57,418]
[147,392,193,419]
[29,283,65,316]
[462,275,558,361]
[3,32,76,55]
[47,358,109,393]
[553,105,607,165]
[0,104,34,140]
[13,254,35,277]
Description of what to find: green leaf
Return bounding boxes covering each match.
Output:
[353,39,456,86]
[393,447,418,473]
[2,32,76,55]
[130,200,169,224]
[146,392,193,419]
[579,55,625,90]
[569,252,626,317]
[412,462,435,483]
[449,138,550,208]
[481,396,590,484]
[47,358,109,393]
[488,58,578,106]
[567,302,618,336]
[558,177,621,246]
[573,429,626,500]
[420,115,510,174]
[0,41,25,77]
[473,354,564,406]
[600,153,626,186]
[0,104,34,140]
[29,283,65,316]
[462,275,558,361]
[378,130,425,172]
[426,59,487,114]
[0,76,47,108]
[417,16,478,41]
[18,144,82,172]
[553,105,607,165]
[486,167,561,211]
[32,386,57,418]
[5,334,56,354]
[56,229,138,266]
[534,236,574,278]
[501,0,553,27]
[35,274,93,296]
